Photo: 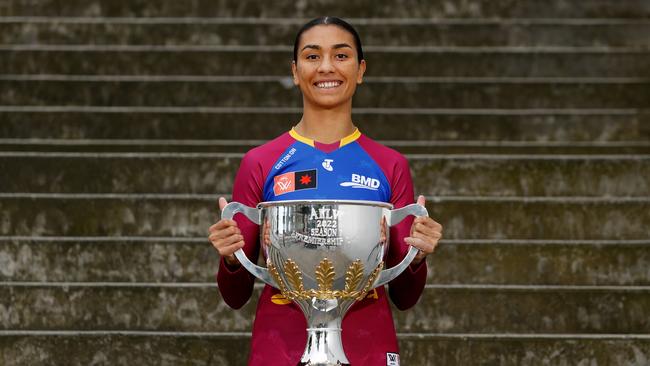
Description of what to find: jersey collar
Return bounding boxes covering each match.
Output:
[289,127,361,148]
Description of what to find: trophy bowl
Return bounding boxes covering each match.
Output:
[221,199,428,366]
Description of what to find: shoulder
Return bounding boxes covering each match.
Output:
[241,132,294,167]
[356,134,409,168]
[232,132,295,203]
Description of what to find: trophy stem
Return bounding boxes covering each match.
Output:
[300,317,350,366]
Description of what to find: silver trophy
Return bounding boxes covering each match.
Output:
[221,199,427,366]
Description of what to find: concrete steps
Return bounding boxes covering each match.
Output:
[1,0,649,363]
[4,332,646,366]
[3,19,650,48]
[3,139,650,154]
[2,238,649,285]
[0,196,648,239]
[399,335,650,366]
[3,77,649,109]
[0,152,649,196]
[2,283,649,334]
[0,332,250,365]
[3,0,650,18]
[4,47,650,77]
[2,111,649,141]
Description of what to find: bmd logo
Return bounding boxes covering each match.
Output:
[340,173,380,191]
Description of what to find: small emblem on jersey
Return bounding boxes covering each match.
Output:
[386,353,400,366]
[296,169,317,189]
[274,172,295,196]
[274,169,317,196]
[322,159,334,172]
[339,173,380,191]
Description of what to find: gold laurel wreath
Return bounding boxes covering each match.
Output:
[267,258,384,301]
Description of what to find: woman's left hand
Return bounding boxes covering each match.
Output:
[404,195,443,265]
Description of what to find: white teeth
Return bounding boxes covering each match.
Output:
[316,81,341,89]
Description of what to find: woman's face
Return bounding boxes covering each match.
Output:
[292,25,366,110]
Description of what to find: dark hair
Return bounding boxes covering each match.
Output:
[292,16,364,64]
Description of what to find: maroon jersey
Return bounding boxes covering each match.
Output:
[217,128,427,365]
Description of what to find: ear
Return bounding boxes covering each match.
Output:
[356,59,366,84]
[291,60,299,86]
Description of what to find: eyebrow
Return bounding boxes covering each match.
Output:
[300,43,353,52]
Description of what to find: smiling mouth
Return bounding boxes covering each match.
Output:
[314,80,343,89]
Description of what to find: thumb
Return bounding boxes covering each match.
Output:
[218,197,229,211]
[416,194,426,206]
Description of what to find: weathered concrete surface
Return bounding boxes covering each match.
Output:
[398,335,650,366]
[2,0,650,18]
[1,333,649,365]
[0,333,250,366]
[4,50,650,77]
[2,240,649,285]
[2,112,648,142]
[2,285,649,333]
[0,197,649,239]
[0,285,258,332]
[1,155,649,196]
[4,80,649,108]
[3,22,650,47]
[1,1,649,364]
[2,141,650,155]
[427,241,650,286]
[0,240,220,283]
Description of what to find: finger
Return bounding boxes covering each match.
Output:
[412,229,442,243]
[217,240,246,257]
[209,220,233,232]
[413,222,438,237]
[422,217,442,229]
[404,237,435,254]
[209,230,237,244]
[416,195,426,207]
[413,216,434,227]
[212,233,244,250]
[218,197,228,211]
[413,216,440,227]
[431,220,443,231]
[209,222,240,238]
[210,225,241,241]
[210,218,239,232]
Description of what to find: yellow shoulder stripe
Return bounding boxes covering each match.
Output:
[289,128,315,147]
[339,128,361,147]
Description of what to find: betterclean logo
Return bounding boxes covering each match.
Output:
[339,173,380,191]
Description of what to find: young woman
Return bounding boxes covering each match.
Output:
[209,16,442,365]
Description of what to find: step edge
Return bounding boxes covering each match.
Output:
[3,17,650,26]
[1,281,649,292]
[2,236,648,245]
[1,330,649,340]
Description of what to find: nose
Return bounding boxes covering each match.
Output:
[317,55,334,73]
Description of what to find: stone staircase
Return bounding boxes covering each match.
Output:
[1,1,649,364]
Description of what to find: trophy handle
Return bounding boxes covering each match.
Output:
[221,202,278,288]
[374,203,429,287]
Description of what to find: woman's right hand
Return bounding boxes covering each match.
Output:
[208,197,244,266]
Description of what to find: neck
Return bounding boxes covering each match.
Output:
[295,100,355,144]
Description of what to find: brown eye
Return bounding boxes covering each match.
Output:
[336,54,349,59]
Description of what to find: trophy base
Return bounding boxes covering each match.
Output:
[300,325,350,366]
